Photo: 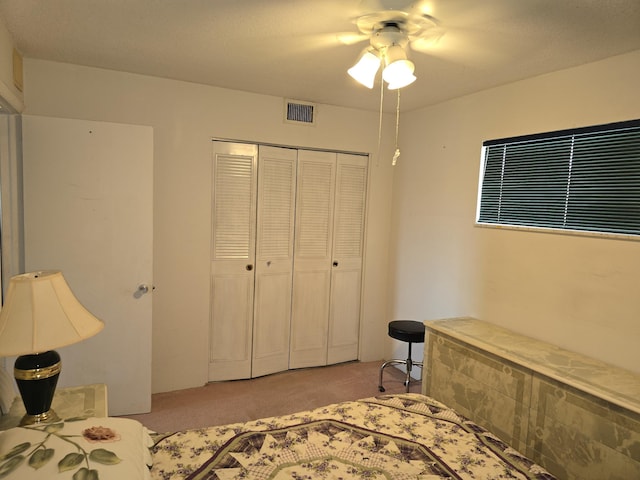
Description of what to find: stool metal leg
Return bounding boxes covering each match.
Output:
[378,341,424,393]
[378,359,406,392]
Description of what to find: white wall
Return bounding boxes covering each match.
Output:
[21,59,396,393]
[390,50,640,373]
[18,49,640,395]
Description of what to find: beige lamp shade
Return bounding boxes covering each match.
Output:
[0,271,104,356]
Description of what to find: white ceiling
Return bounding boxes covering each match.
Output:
[1,0,639,112]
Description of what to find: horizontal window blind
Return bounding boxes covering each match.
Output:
[477,119,640,236]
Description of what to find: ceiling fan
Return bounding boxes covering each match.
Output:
[338,1,448,165]
[344,0,446,90]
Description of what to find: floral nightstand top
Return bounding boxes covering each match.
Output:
[0,385,108,431]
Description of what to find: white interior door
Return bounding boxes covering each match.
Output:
[252,146,297,377]
[209,141,258,381]
[22,115,153,416]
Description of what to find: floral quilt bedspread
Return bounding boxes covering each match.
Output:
[150,393,556,480]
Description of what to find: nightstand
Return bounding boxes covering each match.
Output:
[0,383,108,430]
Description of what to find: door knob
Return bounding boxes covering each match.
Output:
[333,261,339,267]
[246,264,253,271]
[134,283,152,299]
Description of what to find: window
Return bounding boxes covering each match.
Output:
[476,119,640,237]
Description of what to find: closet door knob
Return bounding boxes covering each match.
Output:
[134,283,153,299]
[246,264,253,271]
[333,261,339,267]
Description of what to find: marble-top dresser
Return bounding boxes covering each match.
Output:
[422,317,640,480]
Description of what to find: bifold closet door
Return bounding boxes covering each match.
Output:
[327,153,368,364]
[209,142,258,381]
[289,152,368,369]
[251,146,297,377]
[289,150,337,368]
[210,142,368,379]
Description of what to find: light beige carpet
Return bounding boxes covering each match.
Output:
[121,361,420,433]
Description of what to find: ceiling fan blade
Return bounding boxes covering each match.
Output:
[286,31,367,54]
[408,27,446,51]
[336,32,370,46]
[426,0,519,27]
[413,27,505,67]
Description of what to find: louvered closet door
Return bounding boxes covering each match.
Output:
[327,153,368,364]
[289,150,337,368]
[252,146,297,377]
[209,142,258,381]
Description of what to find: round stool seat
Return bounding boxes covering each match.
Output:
[388,320,425,343]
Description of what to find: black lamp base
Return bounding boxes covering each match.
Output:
[14,350,61,426]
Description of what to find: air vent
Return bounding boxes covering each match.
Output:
[284,99,316,125]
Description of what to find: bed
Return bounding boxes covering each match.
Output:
[0,392,555,479]
[150,393,555,480]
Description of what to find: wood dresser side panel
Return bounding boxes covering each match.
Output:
[423,330,531,452]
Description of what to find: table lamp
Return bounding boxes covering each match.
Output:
[0,271,104,425]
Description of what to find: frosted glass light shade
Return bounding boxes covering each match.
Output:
[383,59,416,89]
[348,51,381,88]
[0,271,104,356]
[382,44,416,89]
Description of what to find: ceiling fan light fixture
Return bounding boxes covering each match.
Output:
[381,44,416,89]
[383,60,416,89]
[348,50,381,89]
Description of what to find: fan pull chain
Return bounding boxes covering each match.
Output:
[376,75,384,167]
[392,88,401,166]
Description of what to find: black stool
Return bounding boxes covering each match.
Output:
[378,320,425,393]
